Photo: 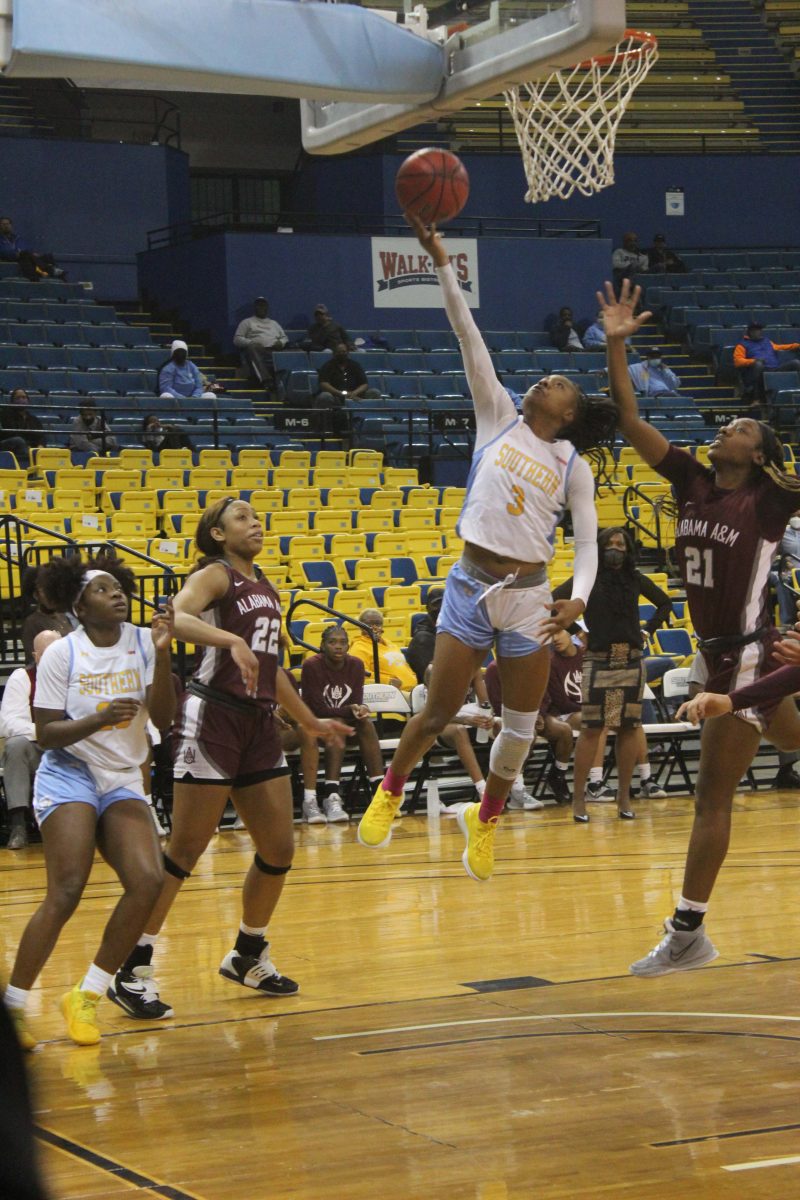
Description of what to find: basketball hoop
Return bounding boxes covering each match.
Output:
[504,29,658,204]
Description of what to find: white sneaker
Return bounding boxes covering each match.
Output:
[323,792,349,823]
[629,918,719,977]
[147,803,167,837]
[506,778,544,811]
[302,796,327,824]
[232,813,246,830]
[585,782,615,803]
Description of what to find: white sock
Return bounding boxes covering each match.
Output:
[81,963,114,997]
[589,767,603,784]
[475,779,486,796]
[137,933,158,949]
[4,984,29,1011]
[555,761,569,773]
[638,762,651,781]
[677,895,708,913]
[239,921,266,938]
[303,790,317,804]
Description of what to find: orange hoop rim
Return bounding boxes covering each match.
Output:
[576,28,658,71]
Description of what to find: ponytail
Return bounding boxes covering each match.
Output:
[193,496,236,571]
[558,392,619,492]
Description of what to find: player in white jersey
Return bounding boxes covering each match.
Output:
[3,551,176,1050]
[358,215,617,881]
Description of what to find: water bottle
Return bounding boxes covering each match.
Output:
[426,779,440,820]
[476,703,491,744]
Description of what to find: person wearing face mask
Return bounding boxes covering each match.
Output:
[774,515,800,626]
[628,348,683,402]
[553,526,673,822]
[157,340,218,401]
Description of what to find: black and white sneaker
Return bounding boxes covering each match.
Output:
[219,944,299,996]
[107,967,174,1020]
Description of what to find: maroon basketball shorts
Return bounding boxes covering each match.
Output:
[703,629,784,732]
[173,691,289,787]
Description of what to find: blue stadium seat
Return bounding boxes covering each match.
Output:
[387,351,426,374]
[381,329,419,351]
[47,323,87,346]
[483,331,519,351]
[425,351,461,373]
[417,329,458,352]
[0,345,30,367]
[0,367,29,391]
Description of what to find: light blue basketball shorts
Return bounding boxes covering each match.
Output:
[33,749,146,825]
[436,558,551,657]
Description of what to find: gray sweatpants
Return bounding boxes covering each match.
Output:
[1,736,41,811]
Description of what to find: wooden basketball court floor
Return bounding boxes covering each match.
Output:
[3,790,800,1200]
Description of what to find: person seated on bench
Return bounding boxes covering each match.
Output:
[349,608,417,692]
[300,626,385,823]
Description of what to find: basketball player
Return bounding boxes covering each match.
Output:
[110,498,351,1018]
[3,551,176,1049]
[358,214,618,882]
[602,279,800,975]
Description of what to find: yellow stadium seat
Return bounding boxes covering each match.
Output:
[326,486,361,509]
[441,487,466,508]
[255,538,283,570]
[287,534,325,562]
[110,511,156,539]
[189,468,229,491]
[330,533,367,559]
[352,557,394,588]
[145,467,185,491]
[294,618,339,650]
[438,507,460,530]
[348,467,383,489]
[230,468,269,492]
[52,489,89,513]
[383,467,419,487]
[314,450,348,469]
[287,486,322,512]
[272,467,310,490]
[313,509,353,534]
[100,469,140,494]
[404,532,443,557]
[0,488,15,512]
[157,448,194,470]
[0,469,28,494]
[383,584,421,612]
[149,537,191,567]
[161,490,201,516]
[443,530,464,553]
[197,449,232,469]
[355,510,394,533]
[398,510,437,531]
[405,488,439,509]
[265,565,290,589]
[278,449,312,470]
[237,449,273,471]
[369,488,404,510]
[248,488,284,514]
[372,533,408,557]
[118,449,154,470]
[103,488,157,517]
[85,457,118,472]
[14,487,50,513]
[71,512,108,539]
[349,449,383,469]
[429,554,458,579]
[311,467,347,489]
[31,447,71,471]
[382,613,411,644]
[270,511,310,536]
[53,468,95,494]
[333,588,374,616]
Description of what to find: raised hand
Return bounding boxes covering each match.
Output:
[596,279,652,341]
[404,211,448,267]
[151,598,175,653]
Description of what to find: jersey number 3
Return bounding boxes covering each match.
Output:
[685,546,714,588]
[507,483,525,517]
[251,616,280,656]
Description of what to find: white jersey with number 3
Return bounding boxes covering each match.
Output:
[34,623,154,772]
[436,262,598,603]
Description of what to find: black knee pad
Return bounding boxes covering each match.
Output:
[254,853,292,876]
[163,853,191,881]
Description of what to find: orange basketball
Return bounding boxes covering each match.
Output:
[395,148,470,225]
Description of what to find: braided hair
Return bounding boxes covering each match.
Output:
[557,391,619,492]
[39,548,134,616]
[757,421,800,496]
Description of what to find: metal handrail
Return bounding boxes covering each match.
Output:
[285,596,381,683]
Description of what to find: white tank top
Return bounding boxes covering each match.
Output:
[34,623,154,772]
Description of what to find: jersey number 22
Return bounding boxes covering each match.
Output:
[251,616,280,656]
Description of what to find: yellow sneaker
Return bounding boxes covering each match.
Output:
[9,1006,37,1052]
[357,784,404,848]
[456,801,498,882]
[61,984,101,1046]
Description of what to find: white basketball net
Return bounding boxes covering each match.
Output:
[504,30,658,204]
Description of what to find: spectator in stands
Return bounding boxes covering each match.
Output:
[19,566,75,663]
[300,626,385,823]
[233,297,287,390]
[774,515,800,627]
[628,348,684,402]
[733,322,800,407]
[69,398,118,455]
[1,388,44,466]
[550,306,585,352]
[646,234,687,275]
[553,526,672,822]
[582,310,607,349]
[612,231,649,291]
[157,341,217,401]
[307,304,354,352]
[141,413,192,453]
[350,609,417,691]
[406,587,444,682]
[0,216,64,281]
[0,630,62,848]
[316,343,381,408]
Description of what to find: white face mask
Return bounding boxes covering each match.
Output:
[790,517,800,530]
[648,358,662,368]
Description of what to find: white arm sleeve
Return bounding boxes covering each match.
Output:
[0,669,35,740]
[32,638,71,714]
[566,456,599,605]
[435,263,516,449]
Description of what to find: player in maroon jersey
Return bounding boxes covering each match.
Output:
[602,280,800,976]
[109,498,352,1018]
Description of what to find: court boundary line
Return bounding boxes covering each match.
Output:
[36,1124,207,1200]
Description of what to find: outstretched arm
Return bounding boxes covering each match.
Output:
[406,212,514,446]
[600,280,671,468]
